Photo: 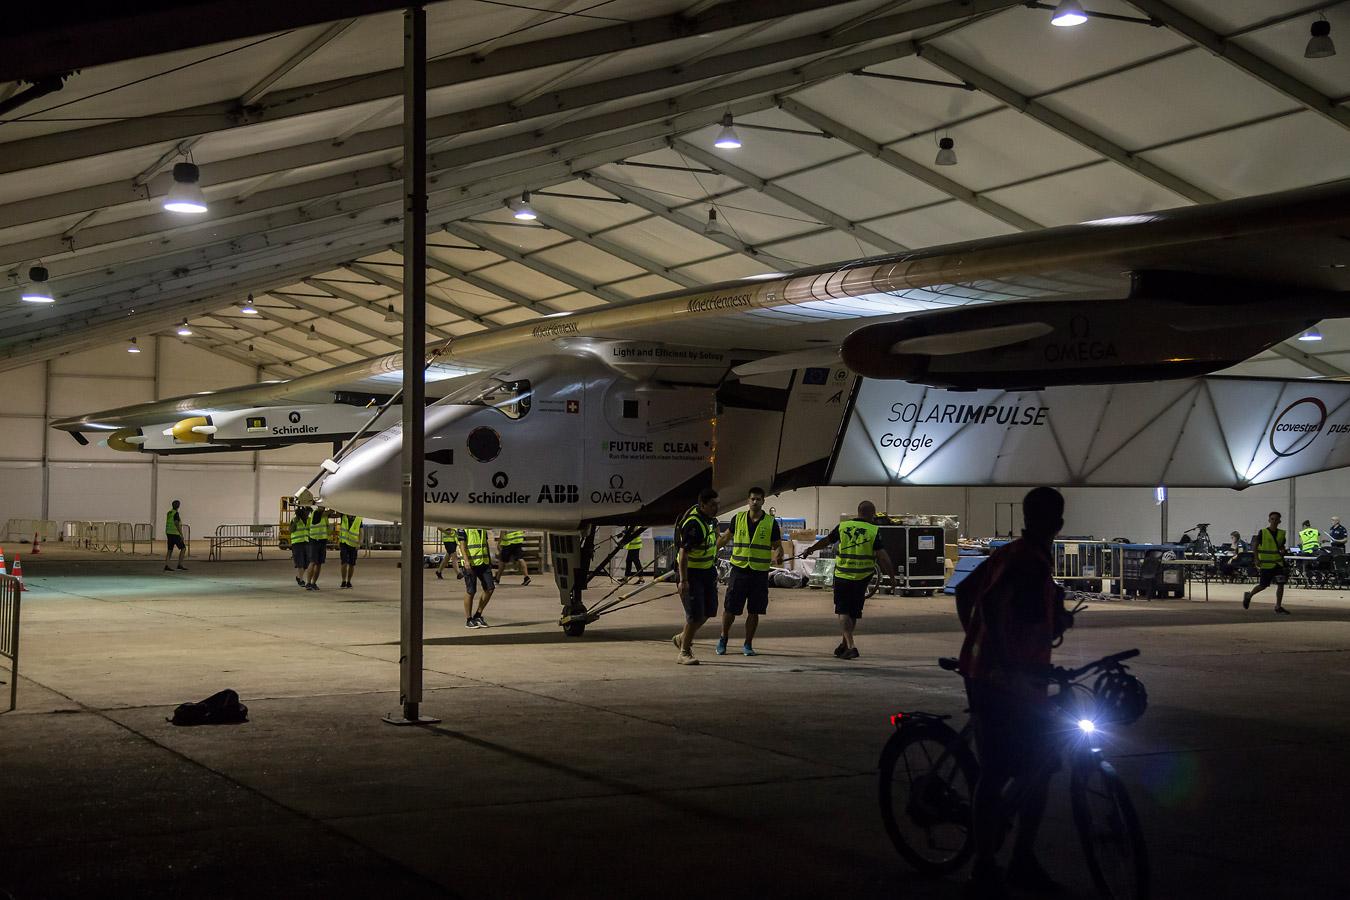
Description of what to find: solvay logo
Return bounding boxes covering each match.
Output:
[1269,397,1327,457]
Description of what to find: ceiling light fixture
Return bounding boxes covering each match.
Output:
[127,336,141,353]
[512,191,538,221]
[704,208,722,235]
[1299,326,1324,342]
[307,324,318,342]
[713,112,742,150]
[1050,0,1088,27]
[384,304,398,322]
[1306,16,1335,58]
[176,320,193,336]
[20,264,54,303]
[163,162,208,214]
[240,294,257,315]
[935,135,958,166]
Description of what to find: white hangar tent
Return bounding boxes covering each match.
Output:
[0,0,1348,539]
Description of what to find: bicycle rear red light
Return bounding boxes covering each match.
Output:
[890,713,905,725]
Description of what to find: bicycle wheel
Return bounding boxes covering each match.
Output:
[878,722,979,875]
[1071,759,1150,899]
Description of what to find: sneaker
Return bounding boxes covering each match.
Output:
[833,641,847,658]
[522,576,531,586]
[1275,606,1292,615]
[677,652,699,666]
[176,566,187,571]
[466,617,479,629]
[341,582,352,589]
[473,614,489,628]
[1242,591,1252,609]
[295,577,304,586]
[716,635,728,655]
[306,584,318,591]
[435,570,443,580]
[742,645,757,657]
[843,647,860,660]
[1006,856,1063,894]
[635,578,644,584]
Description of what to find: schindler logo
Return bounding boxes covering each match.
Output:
[1269,397,1327,457]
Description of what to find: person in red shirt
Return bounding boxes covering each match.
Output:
[956,487,1073,899]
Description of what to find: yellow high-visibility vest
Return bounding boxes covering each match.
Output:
[463,528,490,566]
[500,530,524,546]
[730,511,775,571]
[1256,527,1286,570]
[339,515,362,548]
[679,506,716,569]
[164,509,180,536]
[290,513,308,546]
[835,520,879,581]
[624,531,644,551]
[1299,527,1320,553]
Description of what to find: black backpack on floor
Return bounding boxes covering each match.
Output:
[169,688,249,726]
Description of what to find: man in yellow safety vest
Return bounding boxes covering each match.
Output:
[623,528,646,583]
[290,505,310,586]
[1244,510,1290,615]
[162,499,187,572]
[802,500,895,658]
[304,506,328,591]
[673,487,720,665]
[713,486,783,656]
[495,529,531,586]
[337,512,362,589]
[457,527,495,628]
[434,526,460,581]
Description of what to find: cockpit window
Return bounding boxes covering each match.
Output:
[444,377,532,419]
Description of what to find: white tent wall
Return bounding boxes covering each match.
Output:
[0,339,329,536]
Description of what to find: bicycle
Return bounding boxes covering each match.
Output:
[878,649,1150,899]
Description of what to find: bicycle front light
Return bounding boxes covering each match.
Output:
[1077,718,1096,734]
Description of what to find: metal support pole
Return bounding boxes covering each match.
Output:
[1289,477,1297,537]
[386,5,437,727]
[1160,495,1168,545]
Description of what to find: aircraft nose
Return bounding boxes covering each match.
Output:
[322,429,404,520]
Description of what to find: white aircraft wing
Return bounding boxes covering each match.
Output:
[55,179,1350,438]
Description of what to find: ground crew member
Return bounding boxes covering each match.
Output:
[435,526,460,580]
[1330,516,1347,554]
[163,499,187,572]
[673,488,720,665]
[338,512,362,589]
[495,529,531,586]
[458,527,495,628]
[714,487,783,656]
[1299,520,1321,553]
[1244,510,1290,615]
[290,505,310,586]
[802,500,895,658]
[623,529,646,583]
[304,506,328,591]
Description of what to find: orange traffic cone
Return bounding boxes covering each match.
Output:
[12,556,22,591]
[0,547,7,576]
[32,533,40,554]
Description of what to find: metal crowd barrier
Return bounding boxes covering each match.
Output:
[1,573,20,712]
[130,523,154,554]
[1053,540,1122,591]
[209,524,277,560]
[4,519,58,543]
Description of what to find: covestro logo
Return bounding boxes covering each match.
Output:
[1269,397,1327,457]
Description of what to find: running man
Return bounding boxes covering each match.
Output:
[674,488,720,665]
[290,505,310,586]
[714,487,783,656]
[1244,510,1291,615]
[163,499,188,571]
[495,529,531,586]
[801,500,894,659]
[458,527,495,628]
[337,511,361,589]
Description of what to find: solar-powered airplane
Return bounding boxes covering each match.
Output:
[54,181,1350,633]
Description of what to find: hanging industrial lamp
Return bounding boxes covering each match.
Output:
[20,264,54,303]
[512,192,538,221]
[934,136,958,166]
[1050,0,1088,27]
[713,113,742,150]
[704,208,722,235]
[163,162,208,213]
[1306,17,1335,58]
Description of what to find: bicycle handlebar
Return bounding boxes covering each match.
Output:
[934,649,1139,681]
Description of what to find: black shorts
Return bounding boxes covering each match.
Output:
[308,540,327,565]
[464,564,495,595]
[166,534,186,551]
[291,544,309,568]
[442,540,457,555]
[724,567,769,616]
[1257,566,1287,588]
[833,575,871,619]
[339,545,358,565]
[499,544,523,563]
[965,678,1055,778]
[681,569,718,620]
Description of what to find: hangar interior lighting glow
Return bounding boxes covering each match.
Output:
[21,264,54,303]
[1050,0,1087,27]
[127,337,141,353]
[240,294,258,315]
[1306,17,1335,58]
[713,113,742,150]
[176,321,193,336]
[163,162,208,214]
[512,192,538,221]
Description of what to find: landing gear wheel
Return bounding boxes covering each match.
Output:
[563,620,587,637]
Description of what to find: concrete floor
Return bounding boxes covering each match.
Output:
[3,547,1349,899]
